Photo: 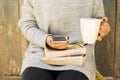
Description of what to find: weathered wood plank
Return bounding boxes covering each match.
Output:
[0,76,21,80]
[0,0,22,76]
[114,0,120,78]
[105,77,115,80]
[0,76,118,80]
[95,0,116,77]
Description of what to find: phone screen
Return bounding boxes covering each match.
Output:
[52,36,66,41]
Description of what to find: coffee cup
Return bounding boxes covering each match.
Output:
[80,18,102,44]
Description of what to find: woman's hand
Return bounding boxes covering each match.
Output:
[46,36,69,49]
[97,17,111,41]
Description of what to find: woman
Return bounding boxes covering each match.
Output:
[18,0,111,80]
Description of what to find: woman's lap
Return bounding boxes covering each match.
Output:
[22,67,89,80]
[57,70,89,80]
[22,67,55,80]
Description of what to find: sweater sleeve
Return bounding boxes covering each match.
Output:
[18,0,49,48]
[92,0,105,18]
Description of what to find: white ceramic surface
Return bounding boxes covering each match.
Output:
[80,18,102,44]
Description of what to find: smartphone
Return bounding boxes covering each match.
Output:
[52,36,68,43]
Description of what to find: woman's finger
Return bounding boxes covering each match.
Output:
[102,17,108,23]
[55,44,68,49]
[99,30,106,38]
[50,42,68,49]
[97,35,102,41]
[106,23,111,33]
[100,21,111,35]
[100,25,107,34]
[52,43,68,48]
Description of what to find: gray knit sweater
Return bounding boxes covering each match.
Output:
[18,0,105,80]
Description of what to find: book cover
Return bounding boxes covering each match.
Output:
[42,54,87,67]
[44,43,86,58]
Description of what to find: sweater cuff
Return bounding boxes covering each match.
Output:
[40,34,53,48]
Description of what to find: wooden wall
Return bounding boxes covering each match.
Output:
[0,0,26,79]
[0,0,120,80]
[95,0,116,77]
[115,0,120,78]
[0,0,21,76]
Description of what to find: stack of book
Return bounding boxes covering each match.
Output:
[42,43,87,66]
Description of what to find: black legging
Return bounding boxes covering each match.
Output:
[22,67,89,80]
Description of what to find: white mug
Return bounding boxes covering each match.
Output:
[80,18,102,44]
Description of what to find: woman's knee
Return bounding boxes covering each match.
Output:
[56,70,89,80]
[22,67,54,80]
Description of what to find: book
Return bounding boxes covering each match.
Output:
[44,43,86,58]
[42,54,87,67]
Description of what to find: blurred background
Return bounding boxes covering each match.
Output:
[0,0,120,80]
